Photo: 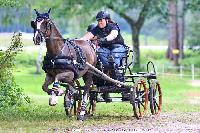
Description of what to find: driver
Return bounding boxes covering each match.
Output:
[80,10,126,67]
[81,11,129,101]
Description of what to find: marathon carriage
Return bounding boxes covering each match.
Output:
[60,46,162,120]
[31,9,162,121]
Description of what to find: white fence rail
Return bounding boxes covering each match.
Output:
[152,64,200,80]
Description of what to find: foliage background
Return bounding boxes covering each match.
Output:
[0,33,30,109]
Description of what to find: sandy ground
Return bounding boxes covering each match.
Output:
[81,112,200,133]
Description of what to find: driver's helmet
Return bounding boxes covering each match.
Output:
[87,23,96,32]
[96,11,110,21]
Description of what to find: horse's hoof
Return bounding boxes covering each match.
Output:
[77,114,86,121]
[49,95,58,106]
[49,104,56,106]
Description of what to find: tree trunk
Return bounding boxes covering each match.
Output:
[131,25,141,70]
[178,0,185,59]
[167,0,179,66]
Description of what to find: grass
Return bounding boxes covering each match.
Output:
[0,69,199,132]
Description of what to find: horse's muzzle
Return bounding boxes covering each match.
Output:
[33,34,43,45]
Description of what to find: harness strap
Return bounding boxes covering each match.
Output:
[42,55,79,79]
[65,39,86,70]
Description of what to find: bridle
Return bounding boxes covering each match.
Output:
[32,17,53,43]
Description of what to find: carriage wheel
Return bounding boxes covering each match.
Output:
[130,78,148,119]
[64,91,72,117]
[88,90,97,116]
[149,79,162,115]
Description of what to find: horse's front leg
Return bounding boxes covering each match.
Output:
[54,71,75,94]
[52,71,77,110]
[42,74,54,95]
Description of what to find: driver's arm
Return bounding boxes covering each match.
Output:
[106,30,118,41]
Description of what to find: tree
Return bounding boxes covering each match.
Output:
[167,0,179,66]
[166,0,199,65]
[0,0,21,7]
[178,0,186,59]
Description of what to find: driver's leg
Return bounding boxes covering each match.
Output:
[111,45,126,82]
[111,45,129,101]
[111,45,126,67]
[97,47,110,66]
[97,47,112,102]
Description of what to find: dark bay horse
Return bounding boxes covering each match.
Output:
[31,9,97,120]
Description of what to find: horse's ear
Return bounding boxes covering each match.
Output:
[48,8,51,14]
[34,9,39,16]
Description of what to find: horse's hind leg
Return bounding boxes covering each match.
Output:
[77,72,94,121]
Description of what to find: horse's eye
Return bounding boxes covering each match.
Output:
[31,21,36,29]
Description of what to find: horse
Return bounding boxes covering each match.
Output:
[31,9,97,120]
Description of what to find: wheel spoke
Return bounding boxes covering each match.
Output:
[154,88,157,96]
[140,102,145,108]
[140,92,146,98]
[138,102,142,116]
[155,101,159,108]
[154,101,157,113]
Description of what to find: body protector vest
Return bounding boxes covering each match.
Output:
[96,22,124,47]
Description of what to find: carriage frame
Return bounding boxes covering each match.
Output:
[60,46,162,120]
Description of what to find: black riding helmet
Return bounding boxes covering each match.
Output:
[96,11,110,21]
[87,23,96,32]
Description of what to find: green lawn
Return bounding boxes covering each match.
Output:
[0,69,199,132]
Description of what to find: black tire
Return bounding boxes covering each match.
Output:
[149,79,162,115]
[130,78,148,119]
[88,90,97,115]
[64,91,72,117]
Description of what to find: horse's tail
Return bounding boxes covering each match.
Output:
[85,62,126,87]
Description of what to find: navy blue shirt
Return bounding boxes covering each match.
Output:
[91,23,124,46]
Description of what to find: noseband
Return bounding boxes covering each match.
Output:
[38,18,52,39]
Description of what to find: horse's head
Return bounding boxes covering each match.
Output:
[31,9,52,45]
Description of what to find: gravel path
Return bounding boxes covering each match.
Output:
[82,112,200,133]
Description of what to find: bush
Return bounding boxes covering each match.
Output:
[0,33,30,109]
